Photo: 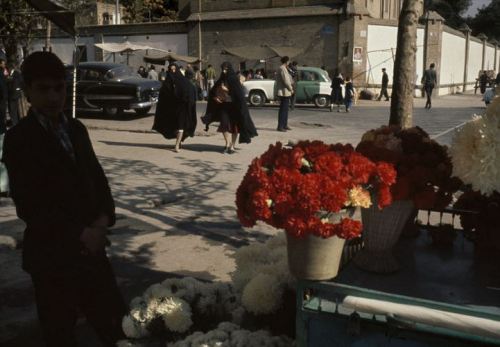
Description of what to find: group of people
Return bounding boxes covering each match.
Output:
[152,61,258,153]
[329,69,356,113]
[0,55,23,134]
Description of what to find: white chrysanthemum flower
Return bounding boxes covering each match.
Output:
[130,305,148,324]
[161,277,204,302]
[122,315,144,338]
[143,283,171,301]
[451,98,500,196]
[161,297,193,333]
[241,273,284,314]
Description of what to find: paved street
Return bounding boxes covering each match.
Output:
[0,92,487,345]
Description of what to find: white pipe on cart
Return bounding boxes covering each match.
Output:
[343,296,500,340]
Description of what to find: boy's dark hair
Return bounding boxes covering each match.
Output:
[281,56,290,64]
[430,63,435,68]
[21,51,65,87]
[292,61,298,66]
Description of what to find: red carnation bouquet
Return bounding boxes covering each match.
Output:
[356,126,461,210]
[236,141,397,239]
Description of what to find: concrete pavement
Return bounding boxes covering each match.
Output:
[0,92,487,345]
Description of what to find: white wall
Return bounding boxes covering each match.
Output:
[101,34,188,69]
[440,32,465,86]
[485,45,495,71]
[366,25,424,90]
[467,40,483,83]
[438,32,466,95]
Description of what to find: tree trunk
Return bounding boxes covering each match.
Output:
[389,0,423,128]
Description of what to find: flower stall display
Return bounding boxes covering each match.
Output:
[450,97,500,255]
[236,141,396,280]
[356,126,460,210]
[354,126,461,273]
[118,234,296,345]
[120,277,241,342]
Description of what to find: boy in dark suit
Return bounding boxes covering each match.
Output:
[1,52,126,346]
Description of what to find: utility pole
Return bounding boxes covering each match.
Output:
[44,19,51,52]
[115,0,120,24]
[198,0,202,70]
[389,0,423,128]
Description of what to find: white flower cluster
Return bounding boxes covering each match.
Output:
[122,277,239,339]
[451,97,500,196]
[232,233,295,315]
[167,322,295,347]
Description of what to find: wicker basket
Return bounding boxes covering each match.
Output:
[354,200,414,273]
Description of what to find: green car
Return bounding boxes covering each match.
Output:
[243,67,333,108]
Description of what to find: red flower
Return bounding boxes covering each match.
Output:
[236,141,397,239]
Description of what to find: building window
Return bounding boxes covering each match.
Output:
[102,12,113,25]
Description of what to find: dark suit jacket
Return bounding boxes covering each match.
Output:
[7,70,22,100]
[1,110,115,275]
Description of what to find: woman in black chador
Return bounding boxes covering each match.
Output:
[202,62,257,153]
[153,63,197,152]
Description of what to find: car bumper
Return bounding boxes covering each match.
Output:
[130,99,158,109]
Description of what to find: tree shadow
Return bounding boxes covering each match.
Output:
[100,141,227,154]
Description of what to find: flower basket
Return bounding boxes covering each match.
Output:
[286,209,357,280]
[236,141,396,280]
[354,199,414,273]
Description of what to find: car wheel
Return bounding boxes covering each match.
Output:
[103,106,123,118]
[249,90,266,107]
[134,107,152,116]
[313,95,330,108]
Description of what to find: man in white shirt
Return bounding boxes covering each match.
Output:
[147,65,158,80]
[276,56,293,132]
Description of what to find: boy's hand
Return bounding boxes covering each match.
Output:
[80,226,107,255]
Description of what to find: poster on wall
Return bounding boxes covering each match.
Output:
[353,47,363,64]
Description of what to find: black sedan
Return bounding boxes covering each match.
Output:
[65,62,161,117]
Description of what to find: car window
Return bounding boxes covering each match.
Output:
[80,68,104,81]
[107,66,135,80]
[300,71,319,81]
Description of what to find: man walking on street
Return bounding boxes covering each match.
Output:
[2,52,127,346]
[377,68,390,101]
[276,56,293,132]
[148,65,159,80]
[422,63,437,109]
[205,64,216,92]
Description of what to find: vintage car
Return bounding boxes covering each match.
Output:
[65,62,161,117]
[243,66,333,108]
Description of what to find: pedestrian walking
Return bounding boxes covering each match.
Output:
[205,64,216,92]
[138,65,148,78]
[203,62,258,153]
[194,66,205,100]
[479,71,488,94]
[148,65,158,80]
[289,61,298,111]
[7,63,22,126]
[377,67,390,101]
[276,56,293,131]
[1,51,127,347]
[344,76,355,112]
[0,56,7,134]
[153,63,197,153]
[330,69,344,112]
[421,63,437,109]
[159,68,167,81]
